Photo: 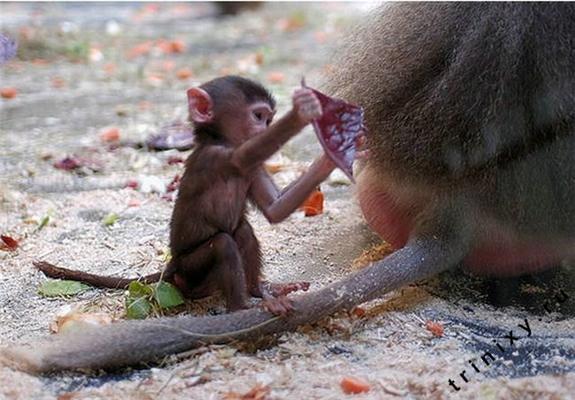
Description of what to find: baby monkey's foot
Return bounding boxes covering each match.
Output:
[261,296,293,316]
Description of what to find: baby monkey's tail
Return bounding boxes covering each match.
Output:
[34,261,163,289]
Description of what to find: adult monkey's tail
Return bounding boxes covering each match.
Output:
[1,233,463,374]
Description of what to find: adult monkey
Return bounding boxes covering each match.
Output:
[3,3,574,373]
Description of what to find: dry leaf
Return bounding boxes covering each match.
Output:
[0,235,19,251]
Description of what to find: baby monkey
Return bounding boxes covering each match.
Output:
[37,76,336,315]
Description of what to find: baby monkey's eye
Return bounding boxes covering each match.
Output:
[253,111,264,121]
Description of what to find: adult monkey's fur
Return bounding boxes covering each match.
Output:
[3,3,575,373]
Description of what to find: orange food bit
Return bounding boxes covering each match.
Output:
[176,68,193,80]
[1,87,17,99]
[51,77,65,88]
[170,39,185,54]
[100,127,120,142]
[425,320,444,337]
[340,376,371,394]
[351,306,366,318]
[267,72,285,84]
[299,189,324,217]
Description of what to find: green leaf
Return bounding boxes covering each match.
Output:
[128,280,153,298]
[153,281,184,309]
[102,212,119,226]
[38,280,90,297]
[125,296,152,319]
[161,248,172,263]
[37,215,50,231]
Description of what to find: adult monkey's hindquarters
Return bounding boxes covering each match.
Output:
[3,3,575,373]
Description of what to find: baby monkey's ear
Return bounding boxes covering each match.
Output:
[187,87,214,123]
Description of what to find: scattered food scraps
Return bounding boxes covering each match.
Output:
[166,174,181,192]
[99,127,121,142]
[51,76,66,88]
[350,306,366,319]
[351,242,394,269]
[53,156,102,173]
[127,40,153,59]
[224,384,271,400]
[53,156,81,171]
[299,188,324,217]
[125,179,139,189]
[425,320,444,337]
[127,198,140,207]
[267,72,285,84]
[0,235,19,251]
[264,162,283,174]
[167,156,185,165]
[1,87,18,99]
[340,376,371,395]
[176,67,193,80]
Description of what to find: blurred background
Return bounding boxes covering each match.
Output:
[0,2,372,187]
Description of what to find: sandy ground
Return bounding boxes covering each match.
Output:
[1,2,574,399]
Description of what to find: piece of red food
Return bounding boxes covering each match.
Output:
[0,235,19,251]
[125,179,139,189]
[53,156,81,171]
[167,156,185,165]
[1,87,17,99]
[425,320,445,337]
[299,188,324,217]
[340,376,371,394]
[302,79,365,183]
[166,174,181,192]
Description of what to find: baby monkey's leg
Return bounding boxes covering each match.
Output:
[173,233,248,311]
[233,219,308,315]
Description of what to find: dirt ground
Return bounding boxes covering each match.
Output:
[1,2,574,399]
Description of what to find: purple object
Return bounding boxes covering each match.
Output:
[0,34,17,64]
[146,122,195,151]
[303,79,365,183]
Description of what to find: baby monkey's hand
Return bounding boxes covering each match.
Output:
[292,88,322,125]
